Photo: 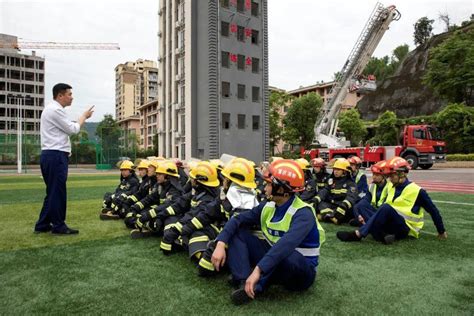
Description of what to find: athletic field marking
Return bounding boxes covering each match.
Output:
[432,200,474,206]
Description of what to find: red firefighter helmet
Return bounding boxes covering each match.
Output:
[370,160,387,175]
[384,157,411,174]
[263,159,305,192]
[348,156,363,165]
[310,157,326,168]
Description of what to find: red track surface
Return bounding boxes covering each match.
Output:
[412,181,474,194]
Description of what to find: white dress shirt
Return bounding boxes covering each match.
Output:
[40,100,80,153]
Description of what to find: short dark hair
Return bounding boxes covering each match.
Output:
[53,83,72,99]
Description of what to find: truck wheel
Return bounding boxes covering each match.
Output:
[404,154,418,170]
[419,163,433,170]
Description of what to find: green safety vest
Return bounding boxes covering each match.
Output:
[369,181,391,208]
[355,170,364,184]
[260,196,325,257]
[386,182,424,238]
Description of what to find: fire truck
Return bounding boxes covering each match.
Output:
[303,124,446,169]
[304,3,446,169]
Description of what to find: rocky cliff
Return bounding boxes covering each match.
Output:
[357,23,472,120]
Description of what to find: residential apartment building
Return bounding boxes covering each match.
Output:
[288,81,362,110]
[273,82,363,154]
[157,0,269,162]
[115,59,158,149]
[0,34,45,142]
[138,100,159,149]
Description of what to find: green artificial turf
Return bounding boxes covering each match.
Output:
[0,175,473,315]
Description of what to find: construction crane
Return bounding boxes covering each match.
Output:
[0,36,120,50]
[313,3,400,148]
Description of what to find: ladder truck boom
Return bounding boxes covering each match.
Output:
[313,3,400,148]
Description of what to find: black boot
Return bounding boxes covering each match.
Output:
[99,211,120,220]
[130,229,153,239]
[336,231,362,242]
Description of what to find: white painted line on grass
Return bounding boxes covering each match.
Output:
[432,200,474,206]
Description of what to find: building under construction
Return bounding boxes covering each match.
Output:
[0,34,45,163]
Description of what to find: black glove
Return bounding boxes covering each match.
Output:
[180,224,194,236]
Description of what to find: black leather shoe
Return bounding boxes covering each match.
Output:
[231,287,253,305]
[336,231,361,242]
[51,228,79,235]
[34,228,51,234]
[383,234,395,245]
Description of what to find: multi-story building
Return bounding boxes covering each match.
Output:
[115,59,158,149]
[0,34,45,144]
[287,81,362,110]
[272,82,363,154]
[138,100,159,150]
[157,0,269,162]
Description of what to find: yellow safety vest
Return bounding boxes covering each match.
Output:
[261,196,325,257]
[369,181,391,208]
[386,182,424,238]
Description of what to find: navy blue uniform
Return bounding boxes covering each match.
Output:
[217,196,320,293]
[359,179,446,241]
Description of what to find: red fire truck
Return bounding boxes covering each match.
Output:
[302,125,446,169]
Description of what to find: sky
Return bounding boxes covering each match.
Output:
[0,0,472,121]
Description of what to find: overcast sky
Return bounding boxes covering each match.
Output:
[1,0,472,121]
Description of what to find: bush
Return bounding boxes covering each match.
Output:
[446,154,474,161]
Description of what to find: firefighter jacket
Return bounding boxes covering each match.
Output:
[175,185,221,235]
[178,167,189,188]
[127,175,157,204]
[299,171,318,203]
[315,173,358,211]
[312,169,330,192]
[134,177,183,211]
[112,173,139,200]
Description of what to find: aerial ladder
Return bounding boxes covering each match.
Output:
[313,2,400,148]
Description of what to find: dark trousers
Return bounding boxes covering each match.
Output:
[353,199,377,222]
[227,230,316,293]
[358,204,410,242]
[35,150,69,232]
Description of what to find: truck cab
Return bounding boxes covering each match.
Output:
[400,125,446,169]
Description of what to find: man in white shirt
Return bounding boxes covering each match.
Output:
[35,83,94,235]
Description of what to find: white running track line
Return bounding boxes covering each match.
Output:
[432,200,474,206]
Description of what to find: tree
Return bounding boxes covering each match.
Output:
[282,92,323,148]
[338,109,368,146]
[371,111,399,145]
[96,114,121,164]
[96,114,121,147]
[435,103,474,153]
[269,90,292,154]
[438,12,451,32]
[392,44,410,65]
[71,129,96,164]
[423,28,474,106]
[362,44,409,82]
[414,17,434,46]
